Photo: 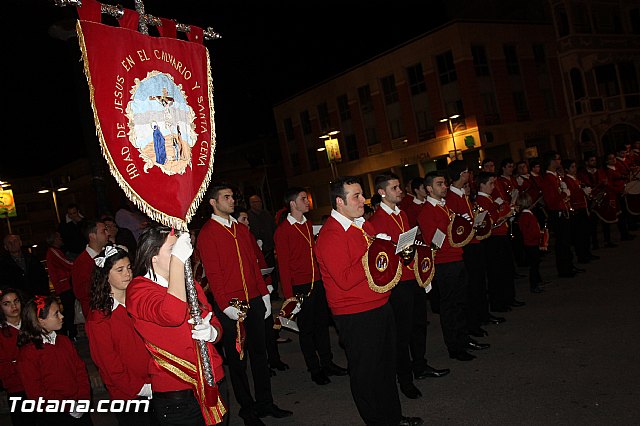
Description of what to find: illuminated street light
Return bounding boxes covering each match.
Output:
[319,130,342,180]
[440,114,461,160]
[38,179,69,224]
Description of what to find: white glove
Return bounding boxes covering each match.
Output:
[375,233,392,240]
[462,213,471,221]
[188,312,218,342]
[291,302,302,316]
[138,383,152,398]
[516,176,524,186]
[267,284,274,293]
[223,306,242,321]
[495,197,504,205]
[171,232,193,263]
[563,189,571,196]
[262,294,272,319]
[257,239,264,250]
[583,187,592,196]
[424,283,432,294]
[69,410,83,419]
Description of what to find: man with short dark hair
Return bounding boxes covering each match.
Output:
[399,176,427,229]
[0,234,50,297]
[58,203,87,260]
[197,183,291,425]
[316,176,422,426]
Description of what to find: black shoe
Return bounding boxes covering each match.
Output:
[468,328,488,338]
[270,361,289,371]
[511,300,526,307]
[414,364,450,379]
[491,306,512,312]
[466,340,490,350]
[240,410,265,426]
[323,361,348,376]
[399,416,424,426]
[514,272,527,278]
[276,337,292,344]
[449,350,476,361]
[255,404,293,419]
[572,267,586,273]
[399,382,422,399]
[590,254,600,260]
[483,314,506,325]
[530,286,544,294]
[311,371,331,385]
[577,259,591,264]
[558,272,576,278]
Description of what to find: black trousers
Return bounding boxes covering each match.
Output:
[214,296,272,416]
[333,303,401,426]
[409,280,429,373]
[389,279,418,385]
[548,211,574,274]
[7,391,38,426]
[463,243,490,327]
[293,281,333,374]
[153,380,229,426]
[432,261,469,353]
[59,289,78,339]
[524,246,542,288]
[483,236,515,311]
[264,314,283,367]
[570,209,592,263]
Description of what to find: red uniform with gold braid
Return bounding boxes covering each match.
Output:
[565,173,593,263]
[541,170,575,276]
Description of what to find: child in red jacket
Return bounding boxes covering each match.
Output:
[17,294,92,425]
[516,194,546,294]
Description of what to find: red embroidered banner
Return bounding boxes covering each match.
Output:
[77,17,215,230]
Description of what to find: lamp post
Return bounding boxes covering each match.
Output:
[440,114,461,160]
[38,181,69,224]
[0,180,13,233]
[319,130,341,180]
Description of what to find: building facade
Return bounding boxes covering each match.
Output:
[273,20,573,219]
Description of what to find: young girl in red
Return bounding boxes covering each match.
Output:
[86,244,153,426]
[17,295,93,425]
[1,288,36,426]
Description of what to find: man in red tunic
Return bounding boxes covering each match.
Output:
[197,183,292,425]
[398,177,427,229]
[274,187,347,386]
[316,176,423,426]
[71,220,109,318]
[417,172,489,362]
[369,173,449,400]
[45,231,77,339]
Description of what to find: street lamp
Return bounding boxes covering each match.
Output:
[38,180,69,224]
[319,130,341,180]
[440,114,461,160]
[0,179,13,233]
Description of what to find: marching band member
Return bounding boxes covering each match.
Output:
[417,172,489,362]
[577,155,613,249]
[316,176,423,426]
[605,152,635,242]
[515,194,546,294]
[273,187,346,386]
[197,183,292,425]
[398,177,427,229]
[369,174,449,400]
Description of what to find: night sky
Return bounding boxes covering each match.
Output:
[6,0,545,179]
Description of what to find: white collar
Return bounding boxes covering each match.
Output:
[545,170,557,176]
[566,174,577,181]
[144,270,169,288]
[412,197,425,205]
[522,209,532,213]
[520,174,530,179]
[286,213,307,225]
[43,331,57,345]
[607,165,616,170]
[331,209,365,231]
[379,202,401,216]
[86,245,100,258]
[6,321,21,330]
[449,185,464,197]
[478,192,492,199]
[530,172,539,177]
[112,298,125,311]
[212,214,237,228]
[426,196,445,207]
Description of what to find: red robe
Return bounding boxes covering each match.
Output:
[369,206,415,280]
[417,200,463,264]
[126,276,224,392]
[0,325,23,393]
[86,305,152,400]
[46,247,73,295]
[71,249,95,318]
[315,215,388,315]
[274,218,319,299]
[17,334,90,402]
[476,193,509,236]
[518,210,541,247]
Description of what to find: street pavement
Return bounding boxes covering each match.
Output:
[2,234,638,425]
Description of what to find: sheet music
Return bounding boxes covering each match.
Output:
[510,188,519,205]
[260,267,274,275]
[432,228,446,249]
[395,226,419,254]
[473,210,488,227]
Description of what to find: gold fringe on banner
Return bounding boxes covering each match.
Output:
[76,20,216,230]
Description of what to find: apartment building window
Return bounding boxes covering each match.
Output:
[381,75,399,105]
[513,91,530,121]
[290,151,300,174]
[406,63,426,95]
[631,9,640,34]
[389,119,404,139]
[532,44,546,65]
[592,4,623,34]
[555,5,569,37]
[504,45,520,75]
[541,90,557,118]
[594,64,619,97]
[365,127,379,146]
[572,3,592,33]
[436,51,457,84]
[283,118,294,141]
[300,110,312,135]
[481,92,500,124]
[307,148,319,171]
[471,45,490,76]
[317,102,330,131]
[358,85,374,113]
[337,94,351,121]
[345,134,359,161]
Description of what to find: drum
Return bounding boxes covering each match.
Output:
[273,296,302,332]
[413,244,435,288]
[448,214,474,247]
[624,180,640,216]
[362,237,402,293]
[474,210,493,240]
[592,191,619,223]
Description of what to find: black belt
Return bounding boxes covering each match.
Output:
[154,389,193,400]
